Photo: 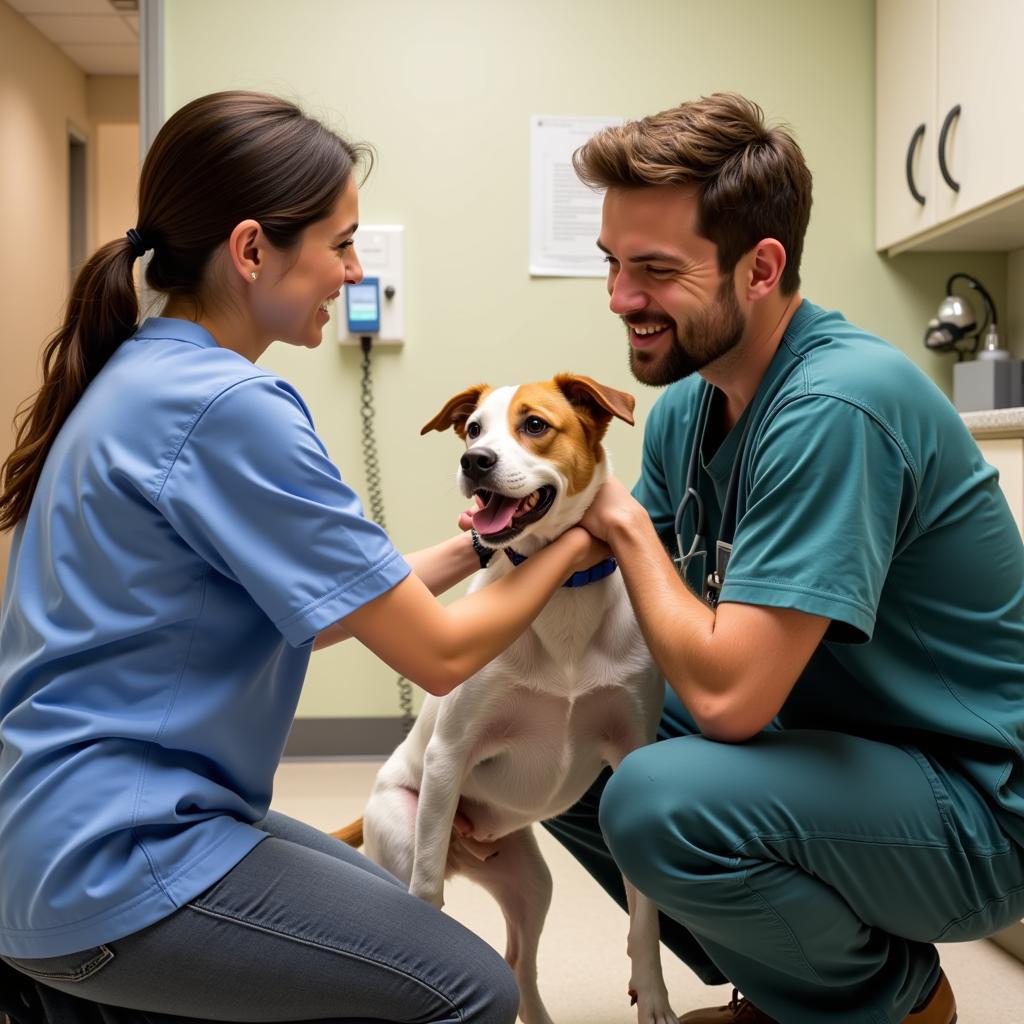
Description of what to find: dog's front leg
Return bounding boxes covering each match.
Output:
[607,737,676,1024]
[408,730,472,909]
[623,881,676,1024]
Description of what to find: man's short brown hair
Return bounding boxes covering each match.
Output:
[574,93,812,295]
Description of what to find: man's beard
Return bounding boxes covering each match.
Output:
[627,277,746,387]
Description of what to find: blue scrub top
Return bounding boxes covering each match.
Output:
[635,300,1024,842]
[0,317,411,958]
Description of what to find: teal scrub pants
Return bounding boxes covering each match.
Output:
[542,686,1024,1024]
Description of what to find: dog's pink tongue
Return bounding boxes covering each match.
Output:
[472,495,520,536]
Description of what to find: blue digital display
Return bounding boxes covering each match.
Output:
[346,277,381,333]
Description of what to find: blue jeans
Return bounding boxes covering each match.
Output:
[543,685,1024,1024]
[3,812,519,1024]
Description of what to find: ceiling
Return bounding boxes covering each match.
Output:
[7,0,139,75]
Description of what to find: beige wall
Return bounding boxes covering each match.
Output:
[88,76,139,254]
[157,0,1002,721]
[87,75,139,125]
[0,4,139,592]
[0,0,90,585]
[93,123,140,251]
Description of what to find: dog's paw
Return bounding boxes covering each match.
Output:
[629,984,676,1024]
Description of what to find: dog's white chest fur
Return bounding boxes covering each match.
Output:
[390,567,660,837]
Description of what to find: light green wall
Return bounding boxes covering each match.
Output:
[164,0,1007,720]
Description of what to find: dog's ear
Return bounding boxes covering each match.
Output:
[553,374,636,429]
[421,385,490,438]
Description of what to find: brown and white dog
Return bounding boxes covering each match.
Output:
[335,374,674,1024]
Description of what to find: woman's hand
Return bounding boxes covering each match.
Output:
[564,524,612,572]
[580,477,646,543]
[458,507,610,571]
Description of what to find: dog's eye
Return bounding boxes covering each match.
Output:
[466,420,482,440]
[523,416,549,437]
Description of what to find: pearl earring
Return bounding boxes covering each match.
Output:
[250,271,257,281]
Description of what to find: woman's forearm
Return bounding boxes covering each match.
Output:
[339,527,595,692]
[314,532,479,650]
[405,532,479,595]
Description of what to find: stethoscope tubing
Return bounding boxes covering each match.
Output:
[673,380,754,579]
[675,382,714,573]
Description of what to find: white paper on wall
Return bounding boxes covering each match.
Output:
[529,114,623,278]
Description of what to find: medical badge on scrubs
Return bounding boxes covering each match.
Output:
[703,541,732,609]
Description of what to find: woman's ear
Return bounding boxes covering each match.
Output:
[227,220,263,283]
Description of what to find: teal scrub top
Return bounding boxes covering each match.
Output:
[0,317,411,958]
[634,300,1024,840]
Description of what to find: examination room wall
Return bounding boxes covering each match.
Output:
[0,0,90,590]
[161,0,1007,737]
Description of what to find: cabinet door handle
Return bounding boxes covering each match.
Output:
[938,103,961,193]
[905,123,926,205]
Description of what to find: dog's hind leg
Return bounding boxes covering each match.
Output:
[459,826,555,1024]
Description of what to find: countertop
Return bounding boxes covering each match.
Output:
[959,407,1024,439]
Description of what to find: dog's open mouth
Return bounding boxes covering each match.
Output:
[471,485,557,542]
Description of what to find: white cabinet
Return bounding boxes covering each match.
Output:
[876,0,938,250]
[972,424,1023,961]
[876,0,1024,254]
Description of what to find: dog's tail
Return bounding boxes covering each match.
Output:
[331,817,365,848]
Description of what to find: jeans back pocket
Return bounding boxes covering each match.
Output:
[3,944,114,983]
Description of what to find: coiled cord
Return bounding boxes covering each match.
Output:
[359,337,415,739]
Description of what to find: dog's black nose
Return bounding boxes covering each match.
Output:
[460,447,498,481]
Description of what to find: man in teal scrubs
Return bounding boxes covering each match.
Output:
[543,93,1024,1024]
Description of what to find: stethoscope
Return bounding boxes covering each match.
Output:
[673,381,754,608]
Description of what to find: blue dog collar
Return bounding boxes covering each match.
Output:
[504,547,618,588]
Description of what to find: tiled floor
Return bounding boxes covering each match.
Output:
[273,758,1024,1023]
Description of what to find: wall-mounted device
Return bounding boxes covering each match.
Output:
[924,272,1023,412]
[345,277,381,336]
[339,225,404,346]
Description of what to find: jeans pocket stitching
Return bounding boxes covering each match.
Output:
[8,945,115,983]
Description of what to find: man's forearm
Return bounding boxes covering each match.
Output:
[606,507,822,741]
[606,511,731,729]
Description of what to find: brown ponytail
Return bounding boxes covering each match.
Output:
[0,91,371,532]
[0,238,140,530]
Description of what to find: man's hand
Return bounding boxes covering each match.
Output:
[580,477,646,542]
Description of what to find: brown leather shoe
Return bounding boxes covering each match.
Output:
[677,989,778,1023]
[677,971,956,1024]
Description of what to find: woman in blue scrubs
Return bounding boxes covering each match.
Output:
[0,90,602,1022]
